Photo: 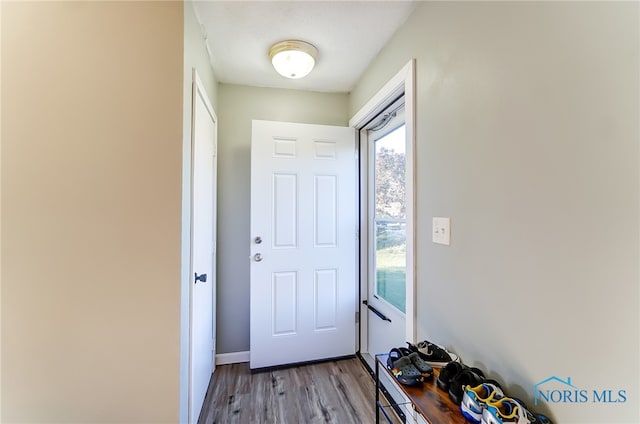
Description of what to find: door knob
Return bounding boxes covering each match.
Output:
[194,273,207,284]
[254,236,262,244]
[254,253,263,262]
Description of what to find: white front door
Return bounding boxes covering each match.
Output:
[189,71,217,423]
[250,120,357,369]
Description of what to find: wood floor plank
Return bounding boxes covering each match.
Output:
[199,357,376,424]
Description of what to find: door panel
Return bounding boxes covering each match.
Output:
[273,271,298,335]
[315,176,337,246]
[314,269,337,330]
[250,120,356,369]
[273,173,297,247]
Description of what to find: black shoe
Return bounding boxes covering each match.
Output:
[436,361,465,391]
[407,340,460,368]
[448,367,485,405]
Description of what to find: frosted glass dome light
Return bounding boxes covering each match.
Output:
[269,40,318,79]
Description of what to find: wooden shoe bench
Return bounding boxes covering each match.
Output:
[375,353,471,424]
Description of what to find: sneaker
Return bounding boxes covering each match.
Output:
[461,382,505,423]
[448,367,485,405]
[406,340,460,367]
[436,361,465,391]
[481,397,554,424]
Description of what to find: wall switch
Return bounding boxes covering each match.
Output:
[432,217,451,245]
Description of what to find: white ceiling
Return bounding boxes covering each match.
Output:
[192,1,417,93]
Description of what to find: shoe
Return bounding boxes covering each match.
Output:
[436,361,465,391]
[460,382,505,423]
[392,347,433,379]
[397,348,434,378]
[448,367,485,405]
[407,340,460,367]
[481,397,554,424]
[504,398,554,424]
[386,348,424,386]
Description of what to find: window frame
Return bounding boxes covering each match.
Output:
[369,111,407,314]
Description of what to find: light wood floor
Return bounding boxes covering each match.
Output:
[198,357,378,424]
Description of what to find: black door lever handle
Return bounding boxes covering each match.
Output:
[194,273,207,284]
[362,300,392,322]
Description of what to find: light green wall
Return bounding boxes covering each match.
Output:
[351,2,639,423]
[216,84,349,353]
[183,1,218,112]
[1,2,184,422]
[180,2,219,422]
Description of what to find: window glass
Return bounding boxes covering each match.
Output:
[374,124,406,312]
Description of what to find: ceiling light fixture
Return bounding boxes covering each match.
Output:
[269,40,318,79]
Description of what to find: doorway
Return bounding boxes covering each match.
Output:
[363,97,407,367]
[350,60,416,369]
[189,70,217,424]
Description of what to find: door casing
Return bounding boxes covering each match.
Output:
[189,69,217,424]
[350,59,417,357]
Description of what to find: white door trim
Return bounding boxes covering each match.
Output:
[350,59,416,346]
[192,71,217,127]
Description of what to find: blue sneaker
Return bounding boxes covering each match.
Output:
[481,397,554,424]
[460,382,504,423]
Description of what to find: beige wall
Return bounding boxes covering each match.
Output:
[2,2,184,422]
[351,2,639,423]
[216,84,349,353]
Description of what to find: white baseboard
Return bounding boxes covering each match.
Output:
[216,351,250,365]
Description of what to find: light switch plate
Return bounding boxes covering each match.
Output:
[432,217,450,245]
